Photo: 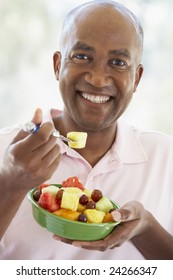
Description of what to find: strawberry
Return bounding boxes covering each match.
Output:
[38,192,60,212]
[62,176,84,191]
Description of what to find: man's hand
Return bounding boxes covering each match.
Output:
[3,108,61,190]
[53,201,146,251]
[53,200,173,259]
[0,108,61,239]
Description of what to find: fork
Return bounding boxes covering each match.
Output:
[22,122,73,143]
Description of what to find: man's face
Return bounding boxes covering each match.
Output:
[54,7,143,132]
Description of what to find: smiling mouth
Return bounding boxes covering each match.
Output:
[81,92,111,104]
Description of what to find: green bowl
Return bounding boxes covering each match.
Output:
[28,187,120,241]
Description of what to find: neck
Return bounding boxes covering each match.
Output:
[53,114,117,167]
[79,128,117,166]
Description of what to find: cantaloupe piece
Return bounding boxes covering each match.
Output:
[102,212,114,223]
[53,208,80,221]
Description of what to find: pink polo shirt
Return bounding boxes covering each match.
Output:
[0,109,173,259]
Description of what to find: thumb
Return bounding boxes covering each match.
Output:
[31,107,42,125]
[11,108,43,144]
[111,201,144,222]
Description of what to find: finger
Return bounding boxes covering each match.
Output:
[31,135,58,160]
[31,108,42,125]
[104,219,140,249]
[53,235,73,245]
[72,218,141,251]
[11,130,29,144]
[111,201,144,222]
[21,122,54,151]
[21,137,60,170]
[72,239,108,251]
[54,234,107,251]
[11,108,43,144]
[42,143,61,167]
[9,123,54,165]
[47,153,62,175]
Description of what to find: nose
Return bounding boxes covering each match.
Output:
[84,65,112,88]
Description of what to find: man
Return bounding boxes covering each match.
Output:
[0,0,173,259]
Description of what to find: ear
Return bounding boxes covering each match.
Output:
[133,64,144,92]
[53,51,62,80]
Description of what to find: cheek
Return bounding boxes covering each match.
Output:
[58,67,71,93]
[58,64,77,87]
[121,72,136,92]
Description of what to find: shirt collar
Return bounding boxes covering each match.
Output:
[44,109,147,164]
[111,119,148,164]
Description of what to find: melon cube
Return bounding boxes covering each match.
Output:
[53,209,80,221]
[84,209,105,223]
[67,132,87,149]
[96,196,113,213]
[62,187,84,196]
[102,212,114,223]
[77,203,86,212]
[42,185,59,195]
[83,188,92,198]
[61,191,79,211]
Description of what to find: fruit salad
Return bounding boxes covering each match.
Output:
[33,176,116,224]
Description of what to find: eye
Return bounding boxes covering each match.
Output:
[110,58,127,68]
[71,53,91,63]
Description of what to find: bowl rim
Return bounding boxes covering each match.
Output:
[28,187,120,227]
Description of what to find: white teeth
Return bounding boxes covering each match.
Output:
[81,93,110,103]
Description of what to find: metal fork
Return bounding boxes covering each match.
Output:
[23,122,73,143]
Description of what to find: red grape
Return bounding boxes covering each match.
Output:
[86,201,96,209]
[33,189,41,201]
[78,213,87,223]
[79,194,89,205]
[91,189,102,202]
[56,189,64,201]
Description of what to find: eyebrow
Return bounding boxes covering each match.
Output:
[71,41,94,52]
[109,49,131,59]
[71,41,131,59]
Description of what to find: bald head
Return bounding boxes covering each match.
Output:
[60,0,144,62]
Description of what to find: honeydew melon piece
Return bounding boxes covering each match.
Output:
[67,131,87,149]
[83,188,92,198]
[41,185,59,195]
[84,209,105,223]
[96,196,114,213]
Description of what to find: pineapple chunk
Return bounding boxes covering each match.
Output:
[96,196,113,213]
[84,209,105,223]
[42,185,59,195]
[83,188,92,198]
[77,203,86,212]
[67,131,87,149]
[62,187,84,196]
[61,191,79,211]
